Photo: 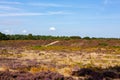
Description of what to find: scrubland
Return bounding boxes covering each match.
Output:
[0,39,120,80]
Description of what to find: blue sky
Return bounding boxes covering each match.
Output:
[0,0,120,38]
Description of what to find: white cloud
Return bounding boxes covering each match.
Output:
[29,3,67,7]
[22,30,27,33]
[0,1,22,5]
[0,13,43,17]
[49,27,56,31]
[48,11,70,15]
[78,15,120,20]
[0,11,69,17]
[0,5,21,11]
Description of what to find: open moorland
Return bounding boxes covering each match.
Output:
[0,39,120,80]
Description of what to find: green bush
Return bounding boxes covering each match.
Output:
[98,43,108,46]
[83,36,91,40]
[70,36,81,39]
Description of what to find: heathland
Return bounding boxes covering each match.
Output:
[0,32,120,80]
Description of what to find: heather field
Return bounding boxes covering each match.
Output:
[0,39,120,80]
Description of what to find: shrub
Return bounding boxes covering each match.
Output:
[71,68,94,76]
[102,71,119,78]
[83,36,91,40]
[70,36,81,39]
[98,43,108,46]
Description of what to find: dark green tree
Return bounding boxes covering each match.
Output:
[70,36,81,39]
[0,32,8,40]
[28,34,34,40]
[83,36,91,40]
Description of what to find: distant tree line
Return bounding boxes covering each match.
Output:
[0,32,81,40]
[0,32,119,40]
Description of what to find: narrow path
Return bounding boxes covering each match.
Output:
[45,41,60,47]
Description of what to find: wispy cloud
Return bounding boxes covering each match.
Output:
[0,11,69,17]
[29,2,99,9]
[80,15,120,20]
[0,5,21,11]
[0,1,22,12]
[0,13,43,17]
[48,11,70,15]
[29,3,68,7]
[0,1,22,5]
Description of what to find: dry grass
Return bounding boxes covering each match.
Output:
[0,49,120,77]
[0,40,120,78]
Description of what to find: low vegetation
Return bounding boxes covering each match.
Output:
[0,32,120,80]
